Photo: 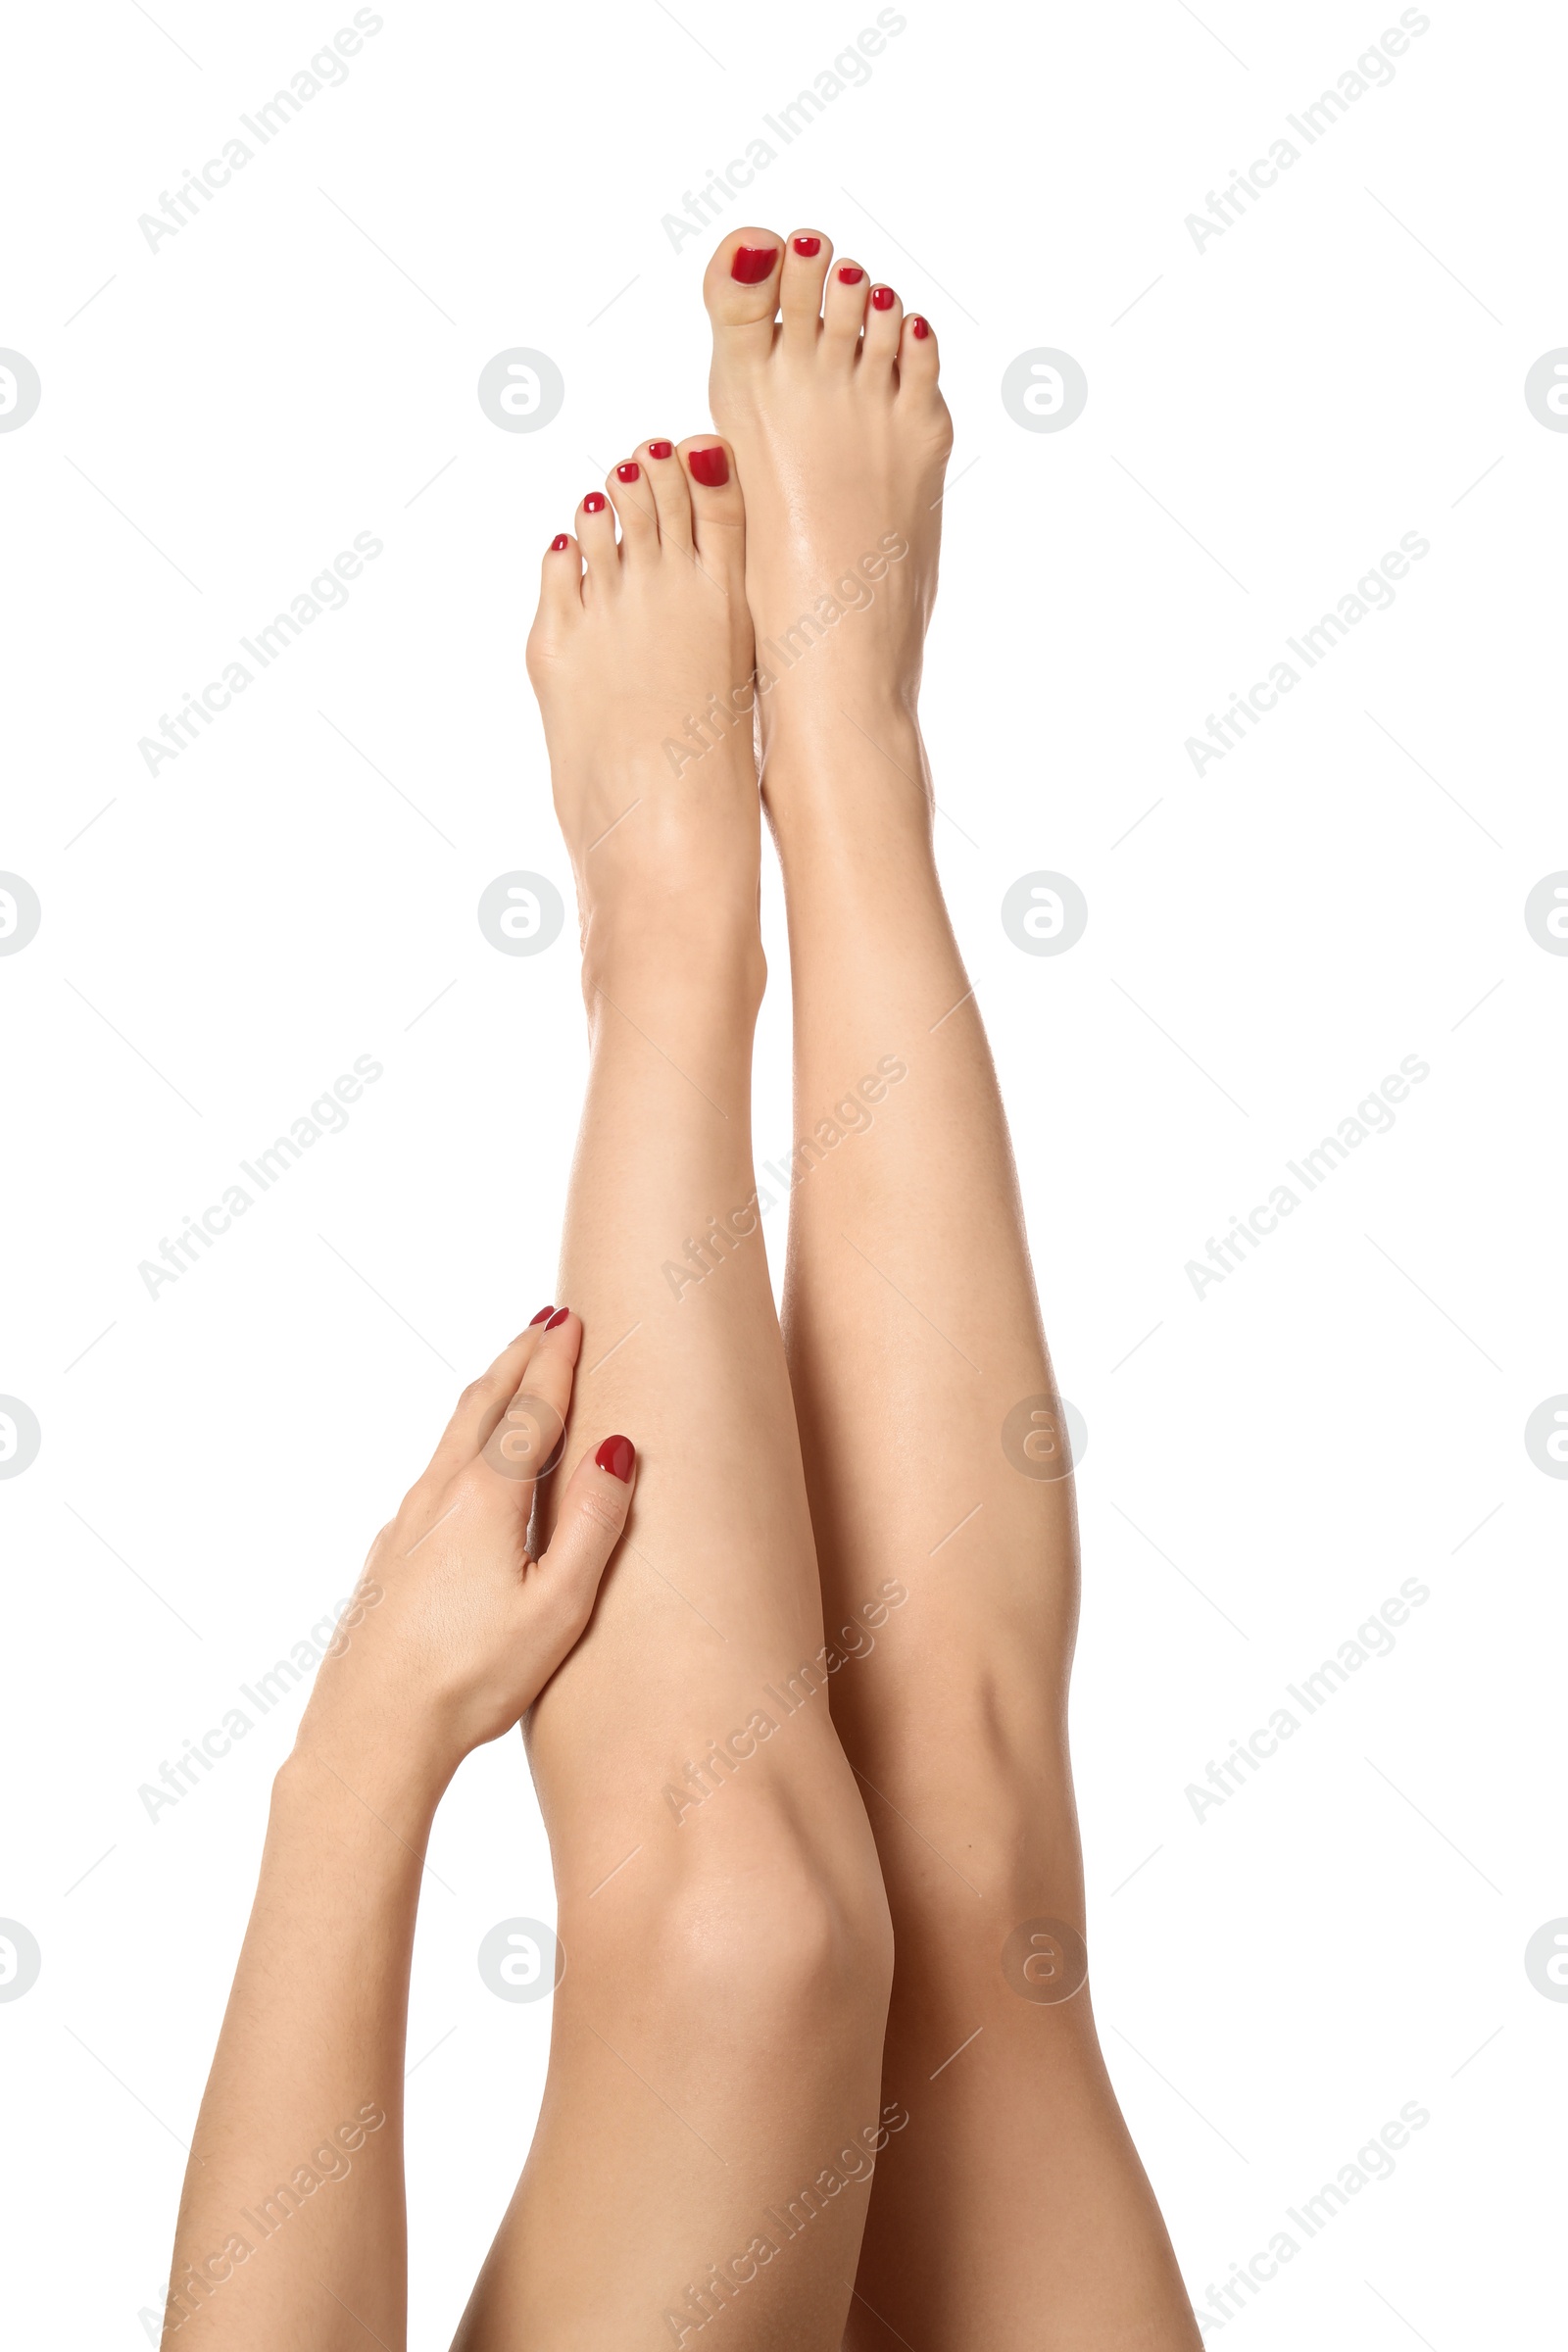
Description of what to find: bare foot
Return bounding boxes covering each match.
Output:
[526,434,763,996]
[703,226,952,748]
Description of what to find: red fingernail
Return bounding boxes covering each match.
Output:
[731,245,778,283]
[595,1435,636,1483]
[582,492,607,514]
[546,1307,570,1330]
[793,235,822,257]
[688,446,730,487]
[871,285,897,311]
[616,462,641,482]
[838,266,864,285]
[549,534,569,552]
[529,1305,556,1325]
[910,316,930,340]
[648,439,673,459]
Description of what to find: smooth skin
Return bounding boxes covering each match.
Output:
[159,1315,638,2347]
[703,225,1202,2349]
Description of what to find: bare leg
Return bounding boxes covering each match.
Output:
[452,438,893,2351]
[704,230,1201,2348]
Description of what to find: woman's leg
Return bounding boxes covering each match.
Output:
[703,231,1201,2348]
[452,439,893,2351]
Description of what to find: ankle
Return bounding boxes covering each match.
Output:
[580,895,766,1022]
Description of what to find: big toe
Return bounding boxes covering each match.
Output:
[704,229,783,366]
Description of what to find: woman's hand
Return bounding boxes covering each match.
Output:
[294,1309,634,1795]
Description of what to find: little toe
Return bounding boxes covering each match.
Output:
[780,228,834,347]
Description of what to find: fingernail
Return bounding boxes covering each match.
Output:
[871,285,897,311]
[793,234,822,257]
[549,534,570,552]
[837,265,864,285]
[688,446,730,487]
[545,1307,570,1330]
[648,439,673,459]
[595,1435,636,1484]
[529,1305,556,1325]
[582,492,607,514]
[616,461,641,482]
[731,245,778,283]
[910,316,930,340]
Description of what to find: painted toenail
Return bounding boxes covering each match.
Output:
[730,245,778,283]
[648,440,673,459]
[688,446,730,487]
[793,235,822,257]
[550,534,570,552]
[871,285,897,310]
[582,493,607,514]
[838,267,865,285]
[616,462,641,482]
[909,316,930,340]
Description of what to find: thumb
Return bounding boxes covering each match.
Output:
[532,1434,637,1638]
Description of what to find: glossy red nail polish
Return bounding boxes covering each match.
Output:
[549,534,569,552]
[648,439,673,460]
[582,492,606,514]
[688,446,730,487]
[529,1304,556,1325]
[595,1434,636,1483]
[616,462,641,482]
[837,265,864,285]
[871,285,897,311]
[909,316,930,340]
[546,1307,570,1330]
[731,245,778,283]
[793,234,822,257]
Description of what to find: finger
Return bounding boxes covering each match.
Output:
[474,1307,583,1511]
[415,1314,555,1493]
[528,1434,637,1649]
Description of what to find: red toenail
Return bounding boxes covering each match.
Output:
[582,492,607,514]
[910,316,930,340]
[549,534,569,552]
[731,245,778,283]
[793,235,822,257]
[838,266,864,284]
[648,440,673,459]
[616,462,641,482]
[871,285,897,311]
[688,446,730,487]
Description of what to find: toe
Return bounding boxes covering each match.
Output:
[780,228,833,346]
[821,260,869,364]
[640,436,692,548]
[898,312,946,409]
[677,435,745,579]
[536,532,582,619]
[574,489,618,599]
[860,282,903,381]
[704,228,784,362]
[606,455,659,560]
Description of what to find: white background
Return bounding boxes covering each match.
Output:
[2,0,1563,2342]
